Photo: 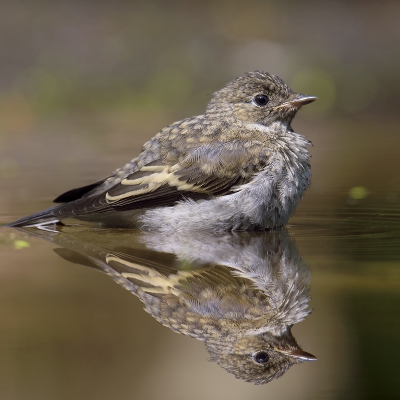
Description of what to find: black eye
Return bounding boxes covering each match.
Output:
[254,351,269,364]
[254,94,269,107]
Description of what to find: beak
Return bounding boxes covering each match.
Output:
[290,95,318,108]
[274,95,317,110]
[278,348,318,361]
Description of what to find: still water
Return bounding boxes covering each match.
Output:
[1,117,400,400]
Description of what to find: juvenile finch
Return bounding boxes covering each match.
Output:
[8,71,316,231]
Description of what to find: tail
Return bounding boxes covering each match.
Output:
[6,205,63,227]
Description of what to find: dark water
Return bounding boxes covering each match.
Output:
[2,173,400,399]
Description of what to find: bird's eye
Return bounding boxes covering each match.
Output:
[254,94,269,107]
[254,351,269,364]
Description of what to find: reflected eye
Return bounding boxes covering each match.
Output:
[254,94,269,107]
[254,351,269,364]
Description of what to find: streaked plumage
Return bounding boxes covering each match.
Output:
[7,71,316,231]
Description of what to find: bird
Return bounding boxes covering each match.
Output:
[25,226,317,384]
[7,71,316,231]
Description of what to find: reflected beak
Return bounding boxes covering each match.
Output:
[278,348,318,361]
[274,95,317,110]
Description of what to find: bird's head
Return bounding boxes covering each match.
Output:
[207,71,316,128]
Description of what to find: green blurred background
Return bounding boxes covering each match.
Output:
[1,0,399,120]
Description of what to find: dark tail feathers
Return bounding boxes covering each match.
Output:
[6,205,62,227]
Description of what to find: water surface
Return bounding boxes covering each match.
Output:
[1,118,400,400]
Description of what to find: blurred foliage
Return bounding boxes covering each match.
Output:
[0,231,30,248]
[0,0,398,129]
[14,240,30,249]
[348,186,369,204]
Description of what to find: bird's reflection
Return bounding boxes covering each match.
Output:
[23,226,316,384]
